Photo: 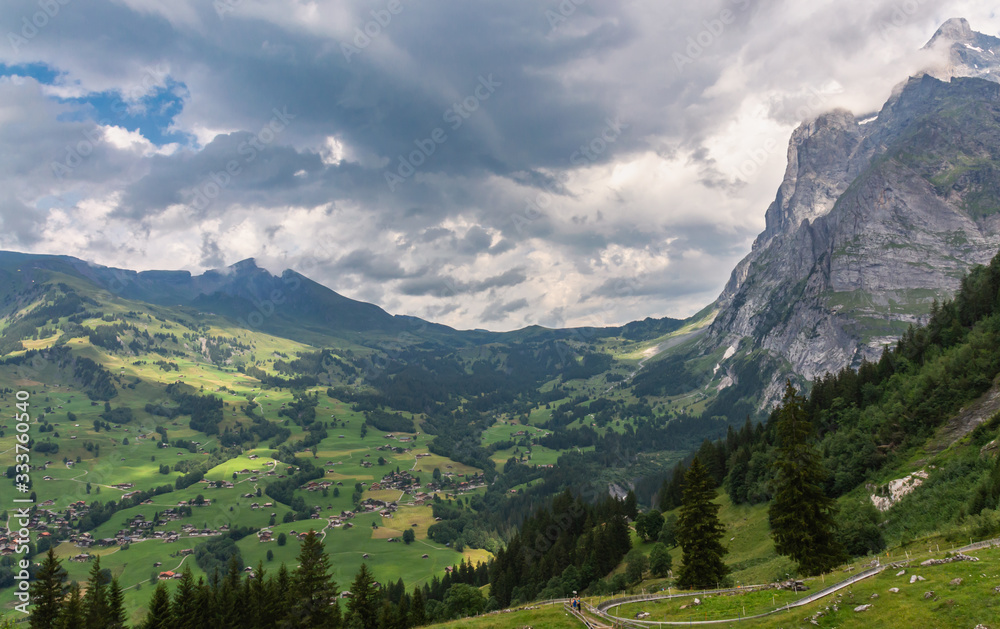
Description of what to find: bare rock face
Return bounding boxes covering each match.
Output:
[704,20,1000,403]
[924,18,1000,85]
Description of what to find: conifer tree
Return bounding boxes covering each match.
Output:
[346,563,379,629]
[658,462,686,511]
[768,382,846,576]
[83,557,109,629]
[217,555,243,629]
[171,568,198,629]
[250,561,276,627]
[144,582,173,629]
[107,578,127,629]
[409,586,426,627]
[30,547,67,629]
[290,530,341,628]
[58,584,84,629]
[675,458,729,589]
[192,579,212,629]
[623,490,638,520]
[272,564,293,622]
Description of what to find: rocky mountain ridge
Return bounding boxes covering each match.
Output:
[706,18,1000,404]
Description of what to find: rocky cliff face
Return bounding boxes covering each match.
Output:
[707,19,1000,403]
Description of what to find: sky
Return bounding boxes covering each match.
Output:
[0,0,998,332]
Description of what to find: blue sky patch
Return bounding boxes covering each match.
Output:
[0,62,190,147]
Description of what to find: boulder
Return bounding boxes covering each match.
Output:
[888,588,899,593]
[910,575,926,583]
[923,591,935,599]
[950,578,963,586]
[896,569,906,576]
[854,604,872,612]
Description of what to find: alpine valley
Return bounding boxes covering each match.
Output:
[6,17,1000,629]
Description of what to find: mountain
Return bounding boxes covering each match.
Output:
[0,249,684,353]
[702,18,1000,405]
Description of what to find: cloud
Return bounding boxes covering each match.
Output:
[0,0,997,330]
[481,298,530,323]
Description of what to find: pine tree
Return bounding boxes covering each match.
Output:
[217,555,243,628]
[272,564,293,622]
[30,547,68,629]
[192,579,212,629]
[346,564,379,629]
[59,584,84,629]
[290,530,341,628]
[144,582,173,629]
[171,567,198,629]
[107,578,127,629]
[377,602,404,629]
[250,561,276,627]
[658,462,686,512]
[409,586,426,627]
[623,490,638,520]
[675,458,729,589]
[83,557,109,629]
[768,382,846,576]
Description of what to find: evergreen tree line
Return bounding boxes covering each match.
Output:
[27,531,491,629]
[489,490,634,607]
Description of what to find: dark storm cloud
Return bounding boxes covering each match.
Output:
[481,297,530,322]
[397,267,528,297]
[332,249,408,281]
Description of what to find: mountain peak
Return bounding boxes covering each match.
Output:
[927,17,974,45]
[922,17,1000,84]
[227,258,262,275]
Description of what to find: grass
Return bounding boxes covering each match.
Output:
[427,604,580,629]
[613,588,802,622]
